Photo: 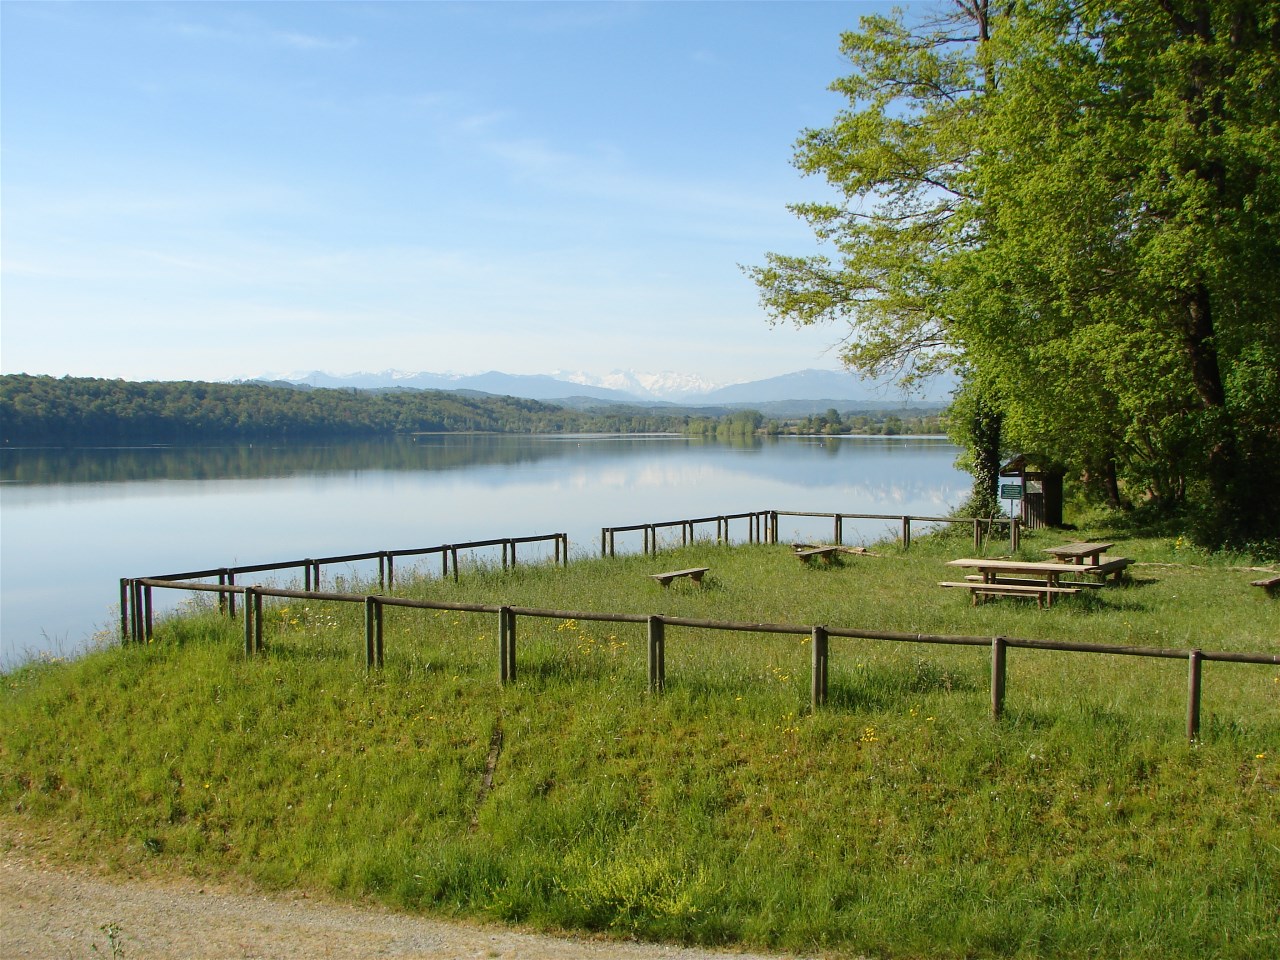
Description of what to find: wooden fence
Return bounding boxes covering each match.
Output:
[599,511,1021,556]
[600,511,773,556]
[768,511,1021,552]
[122,575,1277,742]
[122,533,568,633]
[120,509,1273,741]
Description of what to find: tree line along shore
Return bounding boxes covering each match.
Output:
[0,374,945,445]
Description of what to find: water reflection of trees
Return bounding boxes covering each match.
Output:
[0,438,596,485]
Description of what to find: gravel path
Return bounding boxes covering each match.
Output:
[1,842,819,960]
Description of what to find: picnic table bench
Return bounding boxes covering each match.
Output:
[943,558,1101,608]
[1252,574,1280,594]
[1042,541,1115,565]
[1042,542,1132,581]
[649,567,709,588]
[939,579,1081,608]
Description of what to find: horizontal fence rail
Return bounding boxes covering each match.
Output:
[769,511,1021,552]
[123,533,569,632]
[601,511,773,557]
[123,575,1278,742]
[598,511,1020,557]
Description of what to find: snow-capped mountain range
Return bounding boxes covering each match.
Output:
[249,368,954,407]
[555,369,722,401]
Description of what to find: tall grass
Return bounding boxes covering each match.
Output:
[2,524,1277,958]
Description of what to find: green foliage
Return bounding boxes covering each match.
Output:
[3,527,1278,958]
[0,375,694,443]
[954,0,1280,546]
[751,1,1280,549]
[685,407,948,438]
[744,5,990,387]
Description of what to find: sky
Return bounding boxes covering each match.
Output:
[2,1,912,387]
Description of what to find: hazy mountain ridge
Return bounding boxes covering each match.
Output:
[254,368,954,407]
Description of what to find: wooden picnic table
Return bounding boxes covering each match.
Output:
[947,558,1081,587]
[942,558,1099,608]
[941,554,1133,607]
[1042,541,1116,565]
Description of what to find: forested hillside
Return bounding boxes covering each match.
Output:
[0,375,690,443]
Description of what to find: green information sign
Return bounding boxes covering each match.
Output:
[1000,483,1023,500]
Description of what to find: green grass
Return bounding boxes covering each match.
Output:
[3,522,1278,958]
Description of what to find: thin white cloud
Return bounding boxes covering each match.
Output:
[274,30,358,51]
[162,16,356,52]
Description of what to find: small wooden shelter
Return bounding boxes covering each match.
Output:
[1000,454,1064,529]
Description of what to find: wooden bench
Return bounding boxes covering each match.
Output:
[794,545,843,564]
[940,580,1081,609]
[963,574,1102,589]
[1076,557,1133,582]
[1252,574,1280,594]
[649,567,709,588]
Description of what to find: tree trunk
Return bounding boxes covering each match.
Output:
[970,389,1003,515]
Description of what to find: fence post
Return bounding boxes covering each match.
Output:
[451,546,460,582]
[379,553,387,590]
[811,626,829,709]
[227,571,237,619]
[991,635,1007,720]
[771,511,779,544]
[253,589,263,653]
[143,584,154,643]
[499,606,516,684]
[1187,650,1203,741]
[648,616,665,694]
[243,587,256,657]
[973,519,982,552]
[119,579,130,642]
[1010,517,1021,553]
[386,553,395,590]
[365,597,383,670]
[834,515,842,545]
[132,580,144,642]
[217,571,227,615]
[902,517,911,550]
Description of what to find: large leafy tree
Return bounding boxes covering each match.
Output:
[957,0,1280,542]
[746,1,1010,511]
[753,0,1280,543]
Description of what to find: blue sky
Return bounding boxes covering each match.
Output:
[2,1,910,386]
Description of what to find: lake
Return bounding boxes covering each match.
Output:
[0,435,970,667]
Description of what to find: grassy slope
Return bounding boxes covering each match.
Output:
[2,522,1278,959]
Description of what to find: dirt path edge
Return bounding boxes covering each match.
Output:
[1,828,821,960]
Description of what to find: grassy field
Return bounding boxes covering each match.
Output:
[3,519,1278,958]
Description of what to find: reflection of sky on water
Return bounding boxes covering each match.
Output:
[1,437,968,666]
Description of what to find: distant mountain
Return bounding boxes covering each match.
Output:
[251,367,954,407]
[554,369,723,401]
[704,369,909,404]
[257,369,639,403]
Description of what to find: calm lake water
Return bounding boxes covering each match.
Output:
[0,435,969,667]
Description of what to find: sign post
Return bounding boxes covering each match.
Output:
[1000,482,1023,523]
